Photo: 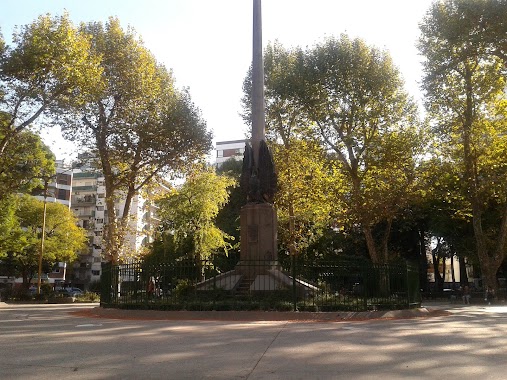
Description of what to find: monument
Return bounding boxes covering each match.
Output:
[239,0,278,267]
[197,1,314,295]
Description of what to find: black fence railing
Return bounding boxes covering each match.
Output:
[100,256,421,312]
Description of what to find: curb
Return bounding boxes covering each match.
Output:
[70,306,450,322]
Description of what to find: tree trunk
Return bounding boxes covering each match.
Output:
[432,245,443,292]
[363,225,380,264]
[459,256,468,285]
[380,218,393,263]
[419,229,429,292]
[480,255,500,294]
[450,254,456,287]
[462,66,505,293]
[442,256,447,287]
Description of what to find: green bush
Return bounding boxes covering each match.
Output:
[174,279,195,300]
[76,292,100,302]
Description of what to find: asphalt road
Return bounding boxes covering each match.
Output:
[1,302,507,379]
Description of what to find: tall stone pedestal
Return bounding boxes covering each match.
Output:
[197,202,315,294]
[240,203,277,262]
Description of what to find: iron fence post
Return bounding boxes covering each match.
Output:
[292,254,297,311]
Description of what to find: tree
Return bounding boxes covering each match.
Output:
[4,195,86,286]
[419,0,507,291]
[0,112,55,201]
[215,158,244,257]
[156,166,236,260]
[0,13,101,155]
[273,139,342,256]
[0,195,19,261]
[57,18,212,263]
[295,35,423,264]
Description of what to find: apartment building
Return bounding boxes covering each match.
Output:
[32,160,73,207]
[215,139,247,167]
[70,163,167,290]
[71,170,105,289]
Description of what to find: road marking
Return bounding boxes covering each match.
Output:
[75,323,103,327]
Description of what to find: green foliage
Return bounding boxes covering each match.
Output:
[0,196,19,259]
[75,291,100,303]
[0,13,102,154]
[299,35,424,264]
[54,17,213,263]
[244,37,424,264]
[0,117,55,201]
[4,194,87,285]
[156,166,236,259]
[419,0,507,289]
[173,279,195,300]
[273,139,342,255]
[215,158,244,253]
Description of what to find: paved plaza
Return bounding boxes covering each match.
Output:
[1,302,507,379]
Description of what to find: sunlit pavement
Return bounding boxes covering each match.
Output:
[1,302,507,379]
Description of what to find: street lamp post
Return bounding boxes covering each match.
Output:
[37,177,50,296]
[36,168,72,296]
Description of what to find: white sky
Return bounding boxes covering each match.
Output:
[1,0,434,161]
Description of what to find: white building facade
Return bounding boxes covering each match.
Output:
[215,139,247,167]
[70,165,166,289]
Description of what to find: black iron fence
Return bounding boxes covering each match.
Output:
[100,256,421,312]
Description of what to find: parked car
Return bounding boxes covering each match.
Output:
[64,288,84,297]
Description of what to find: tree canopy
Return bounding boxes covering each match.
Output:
[52,17,212,263]
[1,195,86,285]
[243,37,424,264]
[0,112,55,201]
[156,166,236,260]
[0,13,102,155]
[419,0,507,290]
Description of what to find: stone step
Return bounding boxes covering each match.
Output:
[236,277,252,294]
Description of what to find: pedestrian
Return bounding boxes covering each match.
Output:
[485,286,495,305]
[462,284,471,304]
[147,276,155,299]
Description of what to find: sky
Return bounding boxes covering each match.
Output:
[1,0,435,162]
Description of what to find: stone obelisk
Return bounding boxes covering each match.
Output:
[239,0,278,265]
[251,0,265,170]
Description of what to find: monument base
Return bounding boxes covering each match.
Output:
[240,203,277,263]
[196,204,315,295]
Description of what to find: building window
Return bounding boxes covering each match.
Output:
[57,189,69,200]
[97,193,105,198]
[91,270,100,276]
[217,150,223,158]
[57,173,71,185]
[97,206,104,211]
[222,148,242,158]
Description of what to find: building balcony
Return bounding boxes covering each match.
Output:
[77,211,96,218]
[74,185,97,191]
[73,172,99,179]
[73,195,96,205]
